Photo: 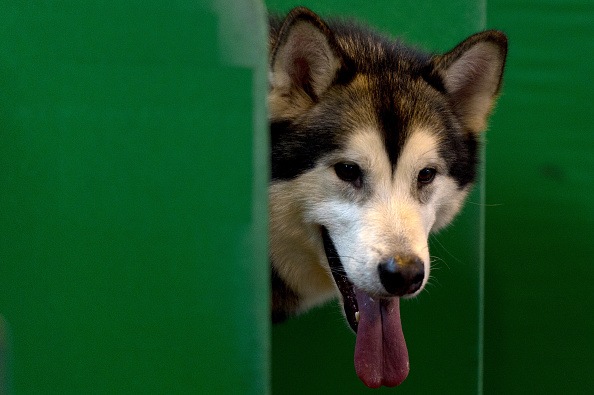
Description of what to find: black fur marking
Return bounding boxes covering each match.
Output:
[375,82,408,171]
[442,130,480,188]
[334,57,357,87]
[420,64,447,93]
[270,119,342,181]
[271,266,300,323]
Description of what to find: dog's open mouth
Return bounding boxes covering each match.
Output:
[321,227,409,388]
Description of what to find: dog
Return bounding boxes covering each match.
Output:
[268,7,507,388]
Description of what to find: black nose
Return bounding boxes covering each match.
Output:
[378,255,425,296]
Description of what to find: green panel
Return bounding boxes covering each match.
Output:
[485,1,594,393]
[266,1,487,393]
[0,1,268,394]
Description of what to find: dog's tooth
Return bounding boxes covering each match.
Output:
[355,311,360,322]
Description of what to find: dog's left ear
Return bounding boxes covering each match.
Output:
[270,7,349,102]
[433,31,508,133]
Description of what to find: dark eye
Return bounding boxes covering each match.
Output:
[334,162,362,187]
[417,167,437,185]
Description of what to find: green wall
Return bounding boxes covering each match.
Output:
[485,1,594,393]
[0,1,269,393]
[1,1,591,393]
[266,1,488,393]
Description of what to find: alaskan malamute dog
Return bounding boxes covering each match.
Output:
[268,7,507,388]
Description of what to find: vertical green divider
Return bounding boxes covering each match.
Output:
[485,1,594,393]
[266,1,486,393]
[0,1,269,393]
[0,316,10,394]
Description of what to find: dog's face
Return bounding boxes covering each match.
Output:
[268,7,507,388]
[280,76,478,298]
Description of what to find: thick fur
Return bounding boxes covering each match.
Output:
[268,8,507,323]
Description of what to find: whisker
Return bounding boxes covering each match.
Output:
[465,200,504,207]
[430,234,462,264]
[430,254,451,270]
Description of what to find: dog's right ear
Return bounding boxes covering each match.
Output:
[432,31,508,134]
[270,7,347,103]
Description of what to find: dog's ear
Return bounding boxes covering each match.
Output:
[270,7,348,102]
[433,31,508,133]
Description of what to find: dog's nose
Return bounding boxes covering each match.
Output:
[378,255,425,296]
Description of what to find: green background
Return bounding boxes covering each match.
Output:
[485,0,594,393]
[1,0,593,394]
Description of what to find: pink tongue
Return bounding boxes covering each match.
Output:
[354,288,409,388]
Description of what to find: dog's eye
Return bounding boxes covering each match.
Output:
[334,162,362,187]
[417,167,437,185]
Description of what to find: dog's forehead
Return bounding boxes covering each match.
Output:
[343,73,478,188]
[328,72,449,167]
